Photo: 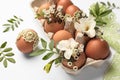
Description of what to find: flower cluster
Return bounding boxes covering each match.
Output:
[57,38,84,59]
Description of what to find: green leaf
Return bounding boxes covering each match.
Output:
[3,27,10,32]
[7,58,16,63]
[17,21,20,24]
[14,15,18,19]
[29,49,46,56]
[15,23,18,27]
[2,24,11,26]
[90,9,96,17]
[41,38,47,48]
[5,53,14,57]
[42,52,54,60]
[96,21,107,26]
[11,19,16,21]
[3,48,12,52]
[44,60,54,73]
[11,25,14,31]
[0,57,4,62]
[107,1,111,7]
[3,59,7,68]
[0,41,7,48]
[55,57,61,64]
[100,2,106,6]
[95,2,100,16]
[100,9,112,17]
[112,3,116,8]
[0,52,2,55]
[8,20,14,23]
[49,40,54,50]
[19,18,23,21]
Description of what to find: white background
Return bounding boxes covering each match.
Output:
[0,0,120,80]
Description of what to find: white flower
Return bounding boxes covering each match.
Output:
[57,38,79,59]
[74,15,96,38]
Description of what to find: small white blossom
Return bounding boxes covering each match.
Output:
[57,38,79,59]
[57,5,63,12]
[78,44,84,53]
[49,5,55,14]
[76,32,83,38]
[47,32,54,39]
[74,15,96,38]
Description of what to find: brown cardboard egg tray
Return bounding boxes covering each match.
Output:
[30,0,110,75]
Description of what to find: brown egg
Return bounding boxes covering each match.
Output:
[57,0,73,13]
[75,31,91,45]
[65,5,80,16]
[16,29,39,54]
[44,21,64,33]
[85,38,110,60]
[53,30,73,45]
[53,0,59,4]
[62,53,86,70]
[37,2,51,19]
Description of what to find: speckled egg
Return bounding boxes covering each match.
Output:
[16,29,39,54]
[85,38,110,60]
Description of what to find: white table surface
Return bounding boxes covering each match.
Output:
[0,0,120,80]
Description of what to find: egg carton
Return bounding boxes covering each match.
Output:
[30,0,110,75]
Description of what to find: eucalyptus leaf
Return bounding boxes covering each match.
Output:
[3,27,10,33]
[49,40,54,50]
[0,41,7,48]
[5,53,14,57]
[3,59,7,68]
[41,38,47,48]
[0,57,4,62]
[44,60,54,73]
[29,49,46,56]
[42,52,54,60]
[7,58,16,63]
[100,9,112,17]
[3,48,12,52]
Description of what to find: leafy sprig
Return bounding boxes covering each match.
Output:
[2,15,23,33]
[0,42,16,68]
[90,2,119,26]
[100,1,120,9]
[44,57,61,73]
[29,38,61,73]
